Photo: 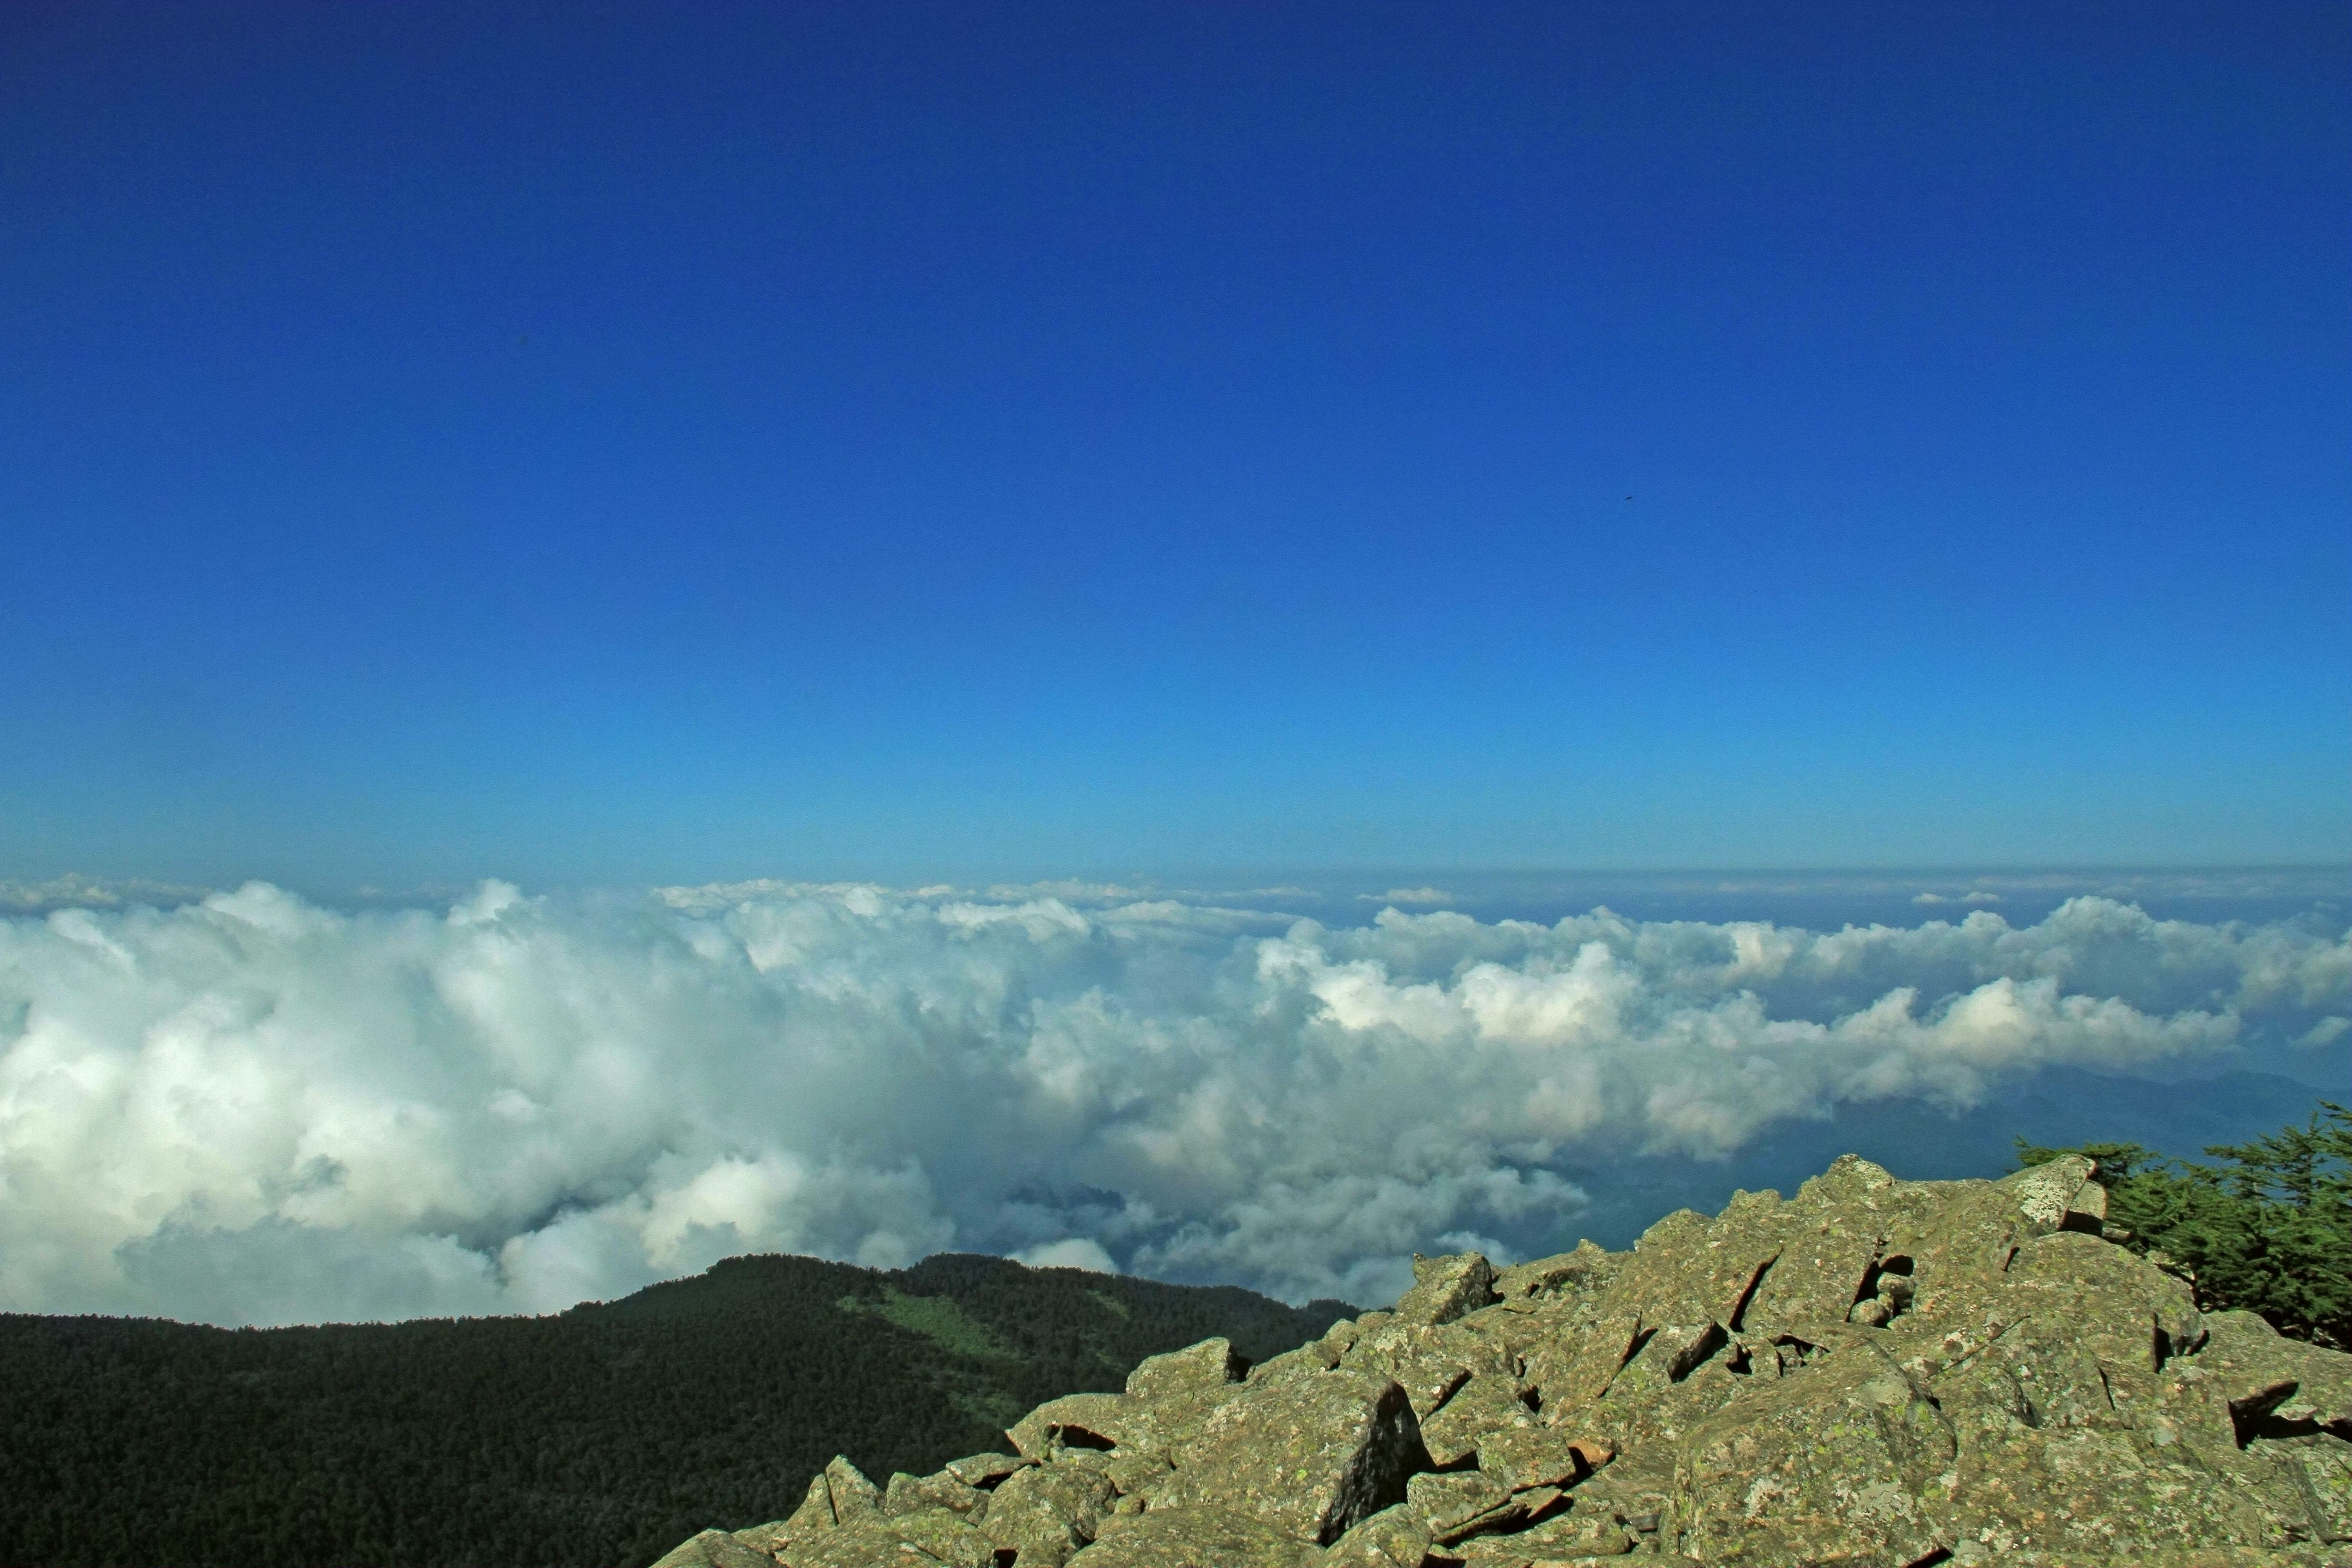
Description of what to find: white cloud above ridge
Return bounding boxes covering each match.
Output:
[1013,1238,1120,1273]
[0,881,2343,1327]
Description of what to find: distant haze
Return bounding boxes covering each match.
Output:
[2,873,2341,1326]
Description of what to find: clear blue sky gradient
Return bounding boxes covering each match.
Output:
[5,1,2346,890]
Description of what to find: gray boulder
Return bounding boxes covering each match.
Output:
[886,1470,989,1519]
[1454,1505,1637,1565]
[943,1451,1034,1489]
[1127,1338,1246,1401]
[1392,1253,1497,1328]
[1064,1507,1320,1568]
[1155,1368,1427,1544]
[1321,1504,1429,1568]
[1402,1470,1548,1545]
[1010,1392,1138,1459]
[1672,1336,1957,1566]
[650,1529,780,1568]
[794,1508,996,1568]
[1490,1240,1615,1303]
[980,1461,1117,1567]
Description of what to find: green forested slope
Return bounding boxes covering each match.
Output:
[0,1253,1352,1568]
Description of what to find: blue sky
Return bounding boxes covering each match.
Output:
[5,1,2346,892]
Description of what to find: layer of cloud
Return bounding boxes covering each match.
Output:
[0,873,211,913]
[1,882,2343,1326]
[1360,887,1460,907]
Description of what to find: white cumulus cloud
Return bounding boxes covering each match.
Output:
[0,882,2342,1326]
[1014,1238,1120,1273]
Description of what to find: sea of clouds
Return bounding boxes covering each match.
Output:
[0,879,2344,1326]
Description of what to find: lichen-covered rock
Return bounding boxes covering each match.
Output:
[1604,1194,1783,1347]
[1446,1303,1563,1367]
[1115,1377,1262,1461]
[1342,1343,1469,1426]
[1473,1426,1595,1493]
[890,1510,998,1568]
[1949,1549,2348,1567]
[1522,1307,1642,1418]
[1101,1448,1176,1507]
[1393,1253,1497,1328]
[787,1507,997,1568]
[1454,1505,1636,1565]
[944,1452,1036,1489]
[980,1461,1118,1567]
[652,1528,780,1568]
[733,1519,800,1560]
[1064,1506,1322,1568]
[2003,1153,2106,1233]
[1321,1503,1429,1568]
[1129,1338,1247,1400]
[651,1151,2352,1568]
[1011,1392,1139,1459]
[887,1469,989,1518]
[2181,1309,2352,1445]
[827,1457,885,1522]
[1946,1416,2285,1561]
[2178,1313,2352,1550]
[2259,1434,2352,1547]
[772,1454,889,1555]
[1672,1337,1957,1565]
[1417,1373,1536,1468]
[1338,1316,1516,1429]
[1247,1343,1344,1386]
[1156,1368,1426,1544]
[1404,1470,1514,1543]
[1491,1240,1615,1304]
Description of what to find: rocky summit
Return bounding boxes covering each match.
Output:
[652,1155,2352,1568]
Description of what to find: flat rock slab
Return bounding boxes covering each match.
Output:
[1417,1372,1537,1468]
[652,1529,779,1568]
[1129,1338,1247,1401]
[1393,1254,1498,1327]
[887,1471,988,1518]
[982,1462,1117,1563]
[1322,1504,1430,1568]
[945,1452,1036,1489]
[1157,1368,1425,1544]
[1674,1341,1957,1567]
[1453,1508,1637,1566]
[1012,1393,1138,1459]
[1065,1508,1322,1568]
[1949,1552,2352,1568]
[1473,1426,1593,1493]
[793,1509,995,1568]
[1490,1241,1615,1303]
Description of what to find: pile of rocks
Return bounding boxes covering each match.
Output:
[654,1154,2352,1568]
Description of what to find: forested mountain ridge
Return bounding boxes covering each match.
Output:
[0,1251,1353,1568]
